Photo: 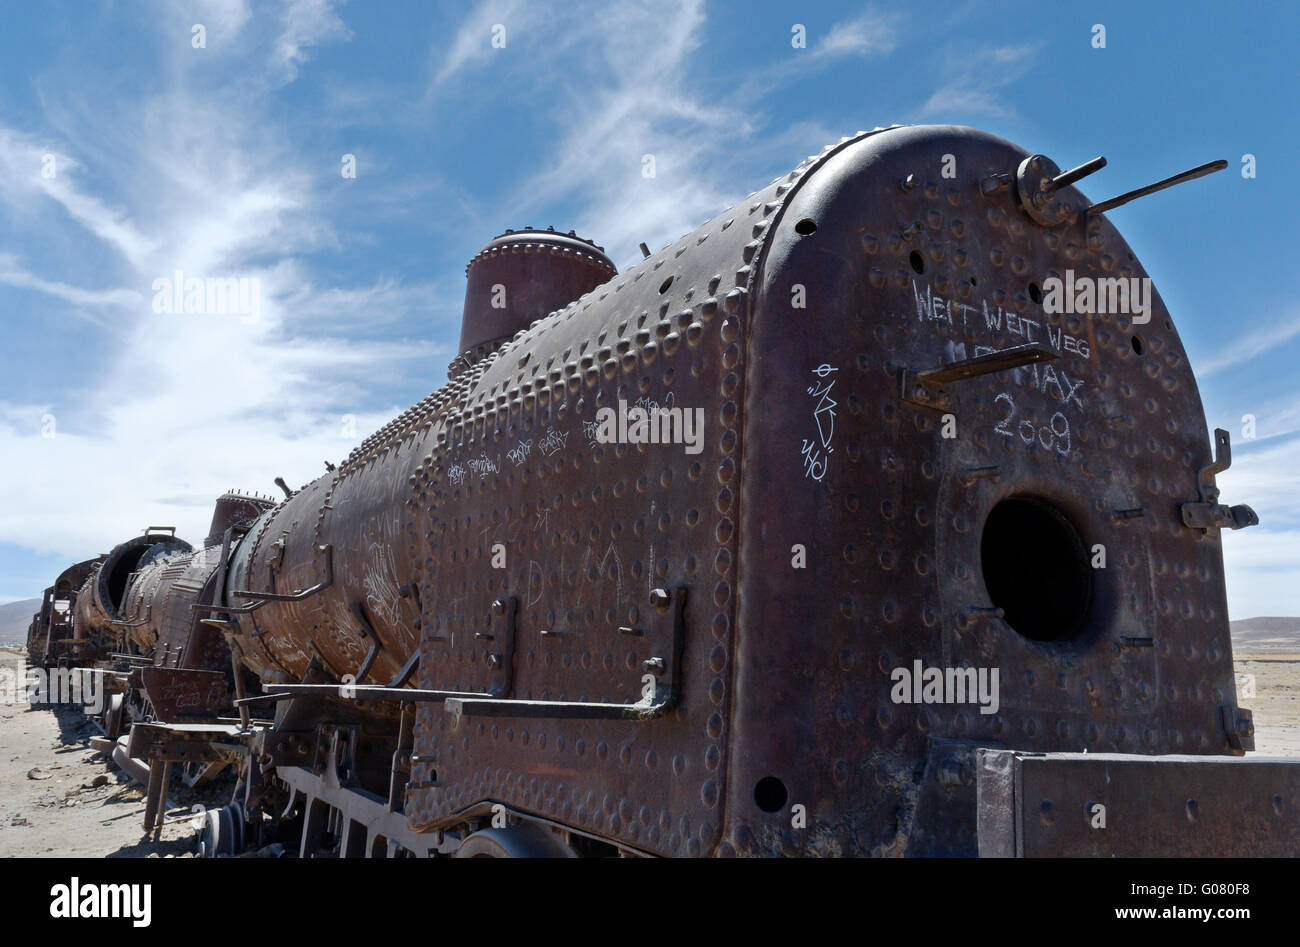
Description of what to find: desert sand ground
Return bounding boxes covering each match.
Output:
[1,644,1297,857]
[0,648,231,857]
[1233,649,1300,756]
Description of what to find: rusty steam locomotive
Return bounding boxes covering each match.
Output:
[24,124,1300,857]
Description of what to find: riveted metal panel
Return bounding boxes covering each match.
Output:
[725,124,1249,856]
[976,750,1300,856]
[400,164,814,855]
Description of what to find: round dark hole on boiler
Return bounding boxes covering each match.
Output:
[1131,334,1143,355]
[754,776,788,813]
[980,497,1092,642]
[1028,282,1043,304]
[909,250,925,274]
[658,275,674,295]
[795,217,817,235]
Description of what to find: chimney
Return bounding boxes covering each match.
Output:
[452,227,615,377]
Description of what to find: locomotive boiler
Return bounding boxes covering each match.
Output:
[37,123,1300,857]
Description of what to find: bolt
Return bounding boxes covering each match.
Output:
[491,599,506,616]
[643,656,665,674]
[649,588,671,609]
[487,654,502,669]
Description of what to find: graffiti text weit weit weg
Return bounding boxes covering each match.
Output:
[912,282,1090,359]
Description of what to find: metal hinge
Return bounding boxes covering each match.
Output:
[1181,429,1259,532]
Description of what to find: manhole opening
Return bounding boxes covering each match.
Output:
[909,250,925,274]
[980,497,1092,642]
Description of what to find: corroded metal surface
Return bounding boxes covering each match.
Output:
[139,667,229,720]
[458,228,616,356]
[32,556,106,666]
[976,749,1300,856]
[724,124,1254,855]
[72,531,192,662]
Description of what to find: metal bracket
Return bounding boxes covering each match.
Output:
[109,604,152,628]
[1221,705,1255,753]
[1180,428,1259,532]
[444,586,687,721]
[350,602,383,685]
[901,343,1058,412]
[234,544,333,603]
[201,543,335,615]
[483,596,518,696]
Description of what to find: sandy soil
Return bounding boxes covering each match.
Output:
[0,648,230,858]
[1233,649,1300,756]
[1,644,1297,857]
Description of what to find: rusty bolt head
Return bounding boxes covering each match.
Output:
[487,653,502,669]
[643,656,665,674]
[491,599,506,616]
[649,587,671,609]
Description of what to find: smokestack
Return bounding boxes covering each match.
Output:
[453,227,616,376]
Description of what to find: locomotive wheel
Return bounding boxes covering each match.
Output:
[104,694,124,741]
[197,803,244,858]
[453,823,577,858]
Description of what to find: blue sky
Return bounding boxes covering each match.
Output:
[0,0,1295,620]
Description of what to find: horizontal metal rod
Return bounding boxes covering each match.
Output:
[1046,155,1106,191]
[920,341,1058,384]
[234,683,490,706]
[444,693,675,721]
[1086,159,1227,216]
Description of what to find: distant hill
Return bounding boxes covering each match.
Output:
[0,598,41,647]
[1231,617,1300,651]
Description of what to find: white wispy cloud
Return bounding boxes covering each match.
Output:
[1194,309,1300,378]
[429,0,536,89]
[0,253,142,316]
[422,2,904,265]
[0,2,447,560]
[274,0,354,83]
[919,44,1037,119]
[811,10,897,59]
